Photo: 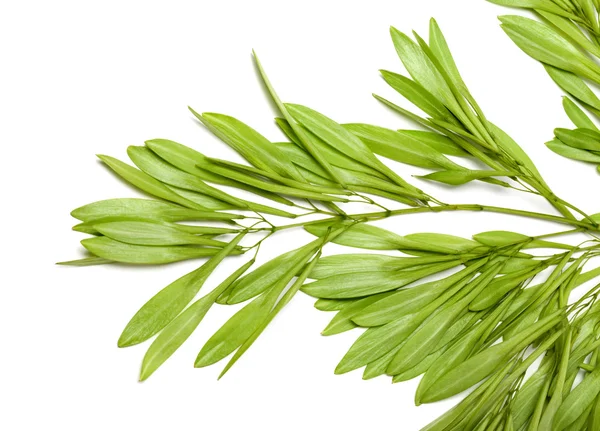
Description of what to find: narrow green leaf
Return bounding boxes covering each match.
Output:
[71,198,235,223]
[310,253,460,279]
[97,155,202,209]
[93,220,231,247]
[227,237,325,304]
[139,258,255,380]
[379,70,456,122]
[546,138,600,162]
[499,15,600,81]
[353,260,486,327]
[118,232,245,347]
[286,103,422,194]
[196,245,316,368]
[191,110,305,182]
[555,127,600,151]
[544,65,600,111]
[218,252,323,378]
[420,169,514,185]
[343,123,461,170]
[396,129,469,156]
[301,260,459,299]
[56,256,112,266]
[473,231,530,247]
[554,368,600,430]
[146,139,296,209]
[253,52,343,185]
[420,311,563,403]
[562,97,598,130]
[322,292,393,336]
[128,145,248,208]
[81,237,239,265]
[387,263,502,375]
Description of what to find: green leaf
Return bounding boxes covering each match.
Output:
[343,123,461,170]
[310,253,460,280]
[196,246,316,368]
[389,26,458,116]
[473,231,530,247]
[554,368,600,431]
[253,52,343,185]
[488,0,581,18]
[56,256,112,266]
[499,15,600,81]
[139,258,255,380]
[396,130,469,156]
[353,261,486,327]
[544,65,600,111]
[128,146,248,208]
[200,160,348,203]
[419,169,514,185]
[305,221,468,254]
[81,237,239,265]
[71,198,235,223]
[93,220,231,247]
[146,139,296,210]
[322,292,393,336]
[97,155,204,210]
[403,233,481,253]
[227,237,325,304]
[555,128,600,151]
[314,298,355,312]
[285,103,422,194]
[334,313,427,374]
[378,70,456,122]
[419,311,562,403]
[302,260,460,299]
[546,139,600,162]
[218,252,324,378]
[386,263,503,375]
[563,97,598,130]
[537,10,600,58]
[190,110,305,182]
[118,232,245,347]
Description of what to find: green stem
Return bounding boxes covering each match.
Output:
[272,204,599,232]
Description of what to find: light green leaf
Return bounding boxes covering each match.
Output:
[81,236,239,265]
[488,0,580,20]
[310,253,460,280]
[227,237,325,304]
[286,103,423,194]
[302,260,460,299]
[190,110,305,182]
[139,258,254,380]
[343,123,461,170]
[499,15,600,81]
[379,70,456,122]
[420,169,514,185]
[544,65,600,110]
[473,231,530,247]
[563,97,598,130]
[546,139,600,162]
[71,198,235,223]
[353,261,486,327]
[554,368,600,431]
[93,220,231,247]
[118,232,245,347]
[128,145,247,208]
[555,127,600,151]
[97,155,204,209]
[322,292,394,336]
[396,130,469,156]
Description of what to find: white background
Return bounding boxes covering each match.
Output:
[2,1,599,430]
